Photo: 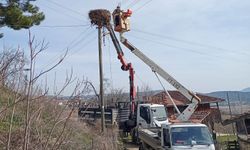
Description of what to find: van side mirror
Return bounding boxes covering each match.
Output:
[163,128,171,148]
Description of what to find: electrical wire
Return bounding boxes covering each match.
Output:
[133,28,250,57]
[39,2,85,23]
[127,34,250,64]
[47,0,87,18]
[120,0,130,7]
[68,29,95,51]
[127,34,210,56]
[43,32,97,75]
[41,27,94,70]
[117,0,248,58]
[127,1,249,57]
[68,30,97,57]
[130,35,250,64]
[5,24,91,28]
[125,0,141,9]
[36,24,91,28]
[133,0,153,12]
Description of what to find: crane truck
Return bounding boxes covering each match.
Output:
[109,7,216,150]
[106,9,169,137]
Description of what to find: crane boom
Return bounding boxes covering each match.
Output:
[111,6,201,121]
[120,34,201,121]
[106,25,136,116]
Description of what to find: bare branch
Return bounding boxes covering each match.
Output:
[32,49,68,82]
[85,80,99,100]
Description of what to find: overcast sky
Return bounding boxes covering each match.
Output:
[1,0,250,95]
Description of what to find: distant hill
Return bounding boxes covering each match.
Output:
[206,91,250,105]
[241,87,250,92]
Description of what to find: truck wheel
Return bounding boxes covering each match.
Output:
[139,142,145,150]
[131,128,140,144]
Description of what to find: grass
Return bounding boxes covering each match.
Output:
[216,134,238,150]
[217,135,237,143]
[0,85,123,149]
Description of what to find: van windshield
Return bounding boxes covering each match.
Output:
[171,126,213,146]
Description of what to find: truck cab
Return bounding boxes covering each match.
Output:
[126,104,169,143]
[161,123,215,150]
[137,104,169,128]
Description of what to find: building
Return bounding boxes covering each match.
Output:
[222,112,250,149]
[143,90,224,129]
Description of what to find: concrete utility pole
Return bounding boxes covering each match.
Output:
[98,26,105,132]
[226,92,235,135]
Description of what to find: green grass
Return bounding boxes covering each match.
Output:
[0,114,23,132]
[217,135,237,143]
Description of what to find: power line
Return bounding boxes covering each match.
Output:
[41,27,94,70]
[133,28,250,57]
[6,24,90,28]
[67,31,97,57]
[133,0,153,12]
[127,34,210,56]
[47,0,87,18]
[120,0,130,7]
[127,34,250,64]
[37,24,90,28]
[40,2,85,23]
[63,27,94,51]
[125,0,141,9]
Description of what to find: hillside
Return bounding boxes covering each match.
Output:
[206,91,250,104]
[241,87,250,92]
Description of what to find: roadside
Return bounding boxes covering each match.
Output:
[124,141,139,150]
[122,134,139,150]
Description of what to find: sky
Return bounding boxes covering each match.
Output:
[1,0,250,95]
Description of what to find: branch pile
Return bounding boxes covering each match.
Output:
[89,9,111,27]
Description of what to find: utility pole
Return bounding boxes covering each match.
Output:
[98,26,105,132]
[237,93,242,114]
[226,92,235,135]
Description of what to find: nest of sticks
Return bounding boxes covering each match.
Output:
[89,9,111,27]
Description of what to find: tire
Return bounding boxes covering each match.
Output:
[139,142,145,150]
[131,128,140,144]
[139,144,143,150]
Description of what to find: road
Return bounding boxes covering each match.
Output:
[124,143,139,150]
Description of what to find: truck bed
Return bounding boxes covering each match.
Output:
[138,128,162,149]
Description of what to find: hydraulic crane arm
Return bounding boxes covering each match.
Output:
[120,34,201,121]
[106,25,136,116]
[111,6,201,121]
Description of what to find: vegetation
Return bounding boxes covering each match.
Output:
[0,32,122,150]
[0,0,45,37]
[217,135,237,143]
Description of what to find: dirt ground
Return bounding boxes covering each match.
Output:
[124,143,139,150]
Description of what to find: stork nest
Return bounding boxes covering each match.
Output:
[89,9,111,27]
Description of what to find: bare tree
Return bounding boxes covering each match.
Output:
[0,31,123,150]
[139,84,154,102]
[0,48,25,87]
[21,31,68,150]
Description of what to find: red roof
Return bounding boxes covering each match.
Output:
[148,91,224,106]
